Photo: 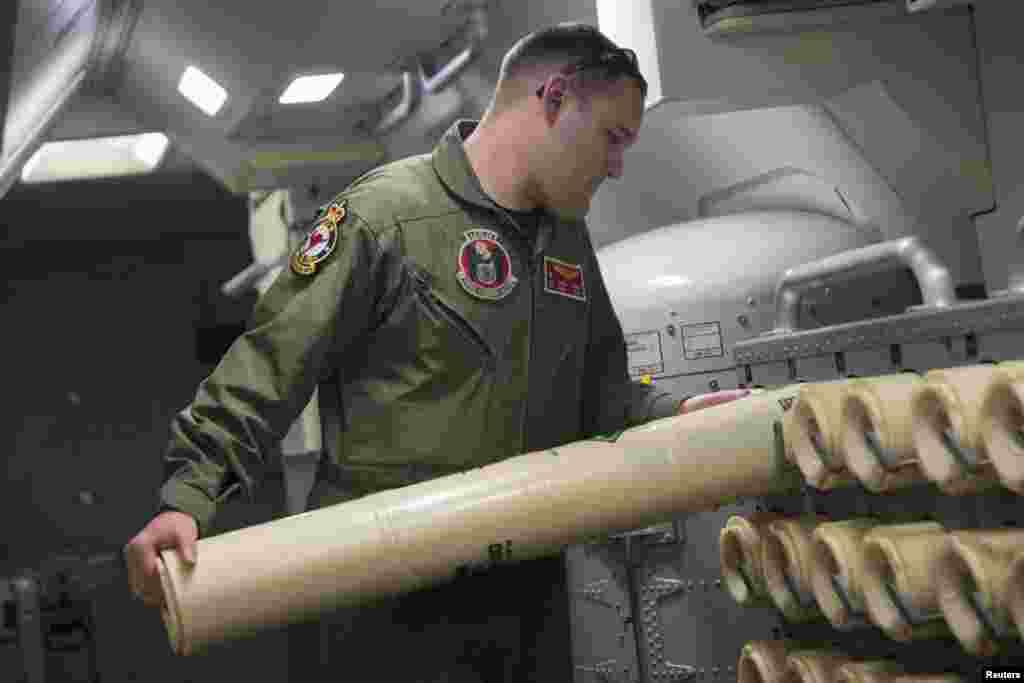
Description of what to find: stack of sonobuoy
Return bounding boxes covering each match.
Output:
[721,363,1024,667]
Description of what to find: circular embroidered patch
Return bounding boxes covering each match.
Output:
[291,201,346,275]
[456,229,518,301]
[291,216,339,276]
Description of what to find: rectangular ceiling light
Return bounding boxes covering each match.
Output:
[178,65,228,116]
[279,73,345,104]
[20,133,170,183]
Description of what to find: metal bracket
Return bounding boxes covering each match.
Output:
[609,521,686,563]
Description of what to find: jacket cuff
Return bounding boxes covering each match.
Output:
[158,480,217,539]
[647,391,690,421]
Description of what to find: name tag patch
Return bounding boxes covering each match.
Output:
[543,256,586,302]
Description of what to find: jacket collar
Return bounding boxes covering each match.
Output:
[432,119,563,256]
[432,119,502,212]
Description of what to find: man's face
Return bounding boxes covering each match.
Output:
[535,77,644,221]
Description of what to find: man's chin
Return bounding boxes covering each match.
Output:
[550,200,590,221]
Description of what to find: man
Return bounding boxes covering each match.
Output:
[124,22,749,682]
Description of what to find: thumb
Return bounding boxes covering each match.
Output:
[175,527,198,565]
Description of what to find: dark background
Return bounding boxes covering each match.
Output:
[1,170,300,682]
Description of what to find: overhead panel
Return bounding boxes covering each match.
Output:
[113,0,483,194]
[695,0,906,36]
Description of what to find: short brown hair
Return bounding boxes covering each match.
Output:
[490,23,648,112]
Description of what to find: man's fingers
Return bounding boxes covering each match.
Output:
[174,532,197,565]
[704,389,750,406]
[681,389,752,414]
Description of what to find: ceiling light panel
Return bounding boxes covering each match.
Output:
[178,65,228,116]
[20,133,170,183]
[279,73,345,104]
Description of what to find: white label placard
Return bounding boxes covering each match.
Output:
[626,331,664,376]
[682,321,724,360]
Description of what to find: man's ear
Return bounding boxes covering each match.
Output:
[541,75,569,123]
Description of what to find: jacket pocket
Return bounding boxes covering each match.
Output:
[409,266,496,371]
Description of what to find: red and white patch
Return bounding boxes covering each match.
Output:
[543,256,586,302]
[291,201,345,275]
[456,229,518,301]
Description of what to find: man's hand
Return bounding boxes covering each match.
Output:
[679,388,752,415]
[124,511,198,609]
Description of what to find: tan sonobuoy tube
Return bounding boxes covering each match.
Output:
[786,649,856,683]
[841,373,927,492]
[721,512,784,607]
[1008,551,1024,640]
[157,385,803,655]
[860,522,949,641]
[809,518,880,631]
[936,529,1024,656]
[762,517,825,622]
[837,661,965,683]
[977,361,1024,493]
[791,381,860,490]
[737,640,799,683]
[834,660,907,683]
[911,366,1005,495]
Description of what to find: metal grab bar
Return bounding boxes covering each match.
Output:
[767,236,957,335]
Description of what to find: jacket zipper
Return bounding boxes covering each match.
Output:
[487,206,538,454]
[410,269,496,368]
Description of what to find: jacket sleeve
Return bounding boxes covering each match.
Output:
[158,203,398,537]
[579,225,689,438]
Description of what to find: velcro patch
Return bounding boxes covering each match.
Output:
[291,200,346,276]
[543,256,586,302]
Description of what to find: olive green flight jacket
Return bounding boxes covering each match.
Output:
[160,120,688,538]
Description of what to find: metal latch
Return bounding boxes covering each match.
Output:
[608,520,685,562]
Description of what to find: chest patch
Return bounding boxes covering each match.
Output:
[543,256,587,302]
[456,229,518,301]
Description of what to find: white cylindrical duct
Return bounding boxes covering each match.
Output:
[598,211,878,385]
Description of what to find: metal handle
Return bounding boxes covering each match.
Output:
[374,4,488,135]
[767,236,957,335]
[1005,216,1024,296]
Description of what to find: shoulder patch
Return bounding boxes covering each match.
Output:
[291,200,346,276]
